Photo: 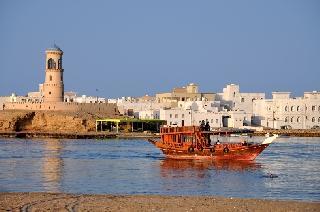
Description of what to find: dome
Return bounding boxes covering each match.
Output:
[46,43,62,52]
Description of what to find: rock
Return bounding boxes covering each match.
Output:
[0,110,117,133]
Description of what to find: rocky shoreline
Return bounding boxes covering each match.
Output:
[0,193,319,212]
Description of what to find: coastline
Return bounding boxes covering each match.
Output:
[0,193,319,211]
[0,131,160,139]
[1,129,320,139]
[1,110,320,139]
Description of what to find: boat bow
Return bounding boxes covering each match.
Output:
[261,134,279,145]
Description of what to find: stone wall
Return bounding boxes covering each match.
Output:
[4,102,119,116]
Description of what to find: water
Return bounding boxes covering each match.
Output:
[0,137,319,201]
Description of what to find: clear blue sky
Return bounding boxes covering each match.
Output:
[1,0,319,98]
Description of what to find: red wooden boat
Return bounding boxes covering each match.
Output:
[148,126,278,161]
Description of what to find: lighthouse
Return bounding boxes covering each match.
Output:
[43,44,64,102]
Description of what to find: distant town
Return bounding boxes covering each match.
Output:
[1,46,320,131]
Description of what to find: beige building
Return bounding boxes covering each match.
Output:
[156,83,215,107]
[4,45,119,116]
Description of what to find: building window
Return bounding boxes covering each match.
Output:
[318,117,320,123]
[233,92,236,97]
[297,117,300,123]
[47,58,56,69]
[182,114,184,118]
[175,114,178,118]
[297,106,300,111]
[241,98,245,102]
[285,117,288,122]
[49,91,51,95]
[291,117,294,122]
[291,106,294,111]
[170,114,172,118]
[61,75,63,81]
[211,119,213,123]
[216,119,218,124]
[312,106,316,111]
[318,106,320,111]
[58,58,62,69]
[169,121,172,125]
[312,117,315,122]
[285,106,288,111]
[49,75,52,81]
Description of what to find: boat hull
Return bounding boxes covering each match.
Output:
[149,139,269,161]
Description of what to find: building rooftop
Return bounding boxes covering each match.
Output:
[46,44,62,52]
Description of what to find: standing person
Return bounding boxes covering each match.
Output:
[200,120,205,131]
[205,121,211,146]
[205,121,210,131]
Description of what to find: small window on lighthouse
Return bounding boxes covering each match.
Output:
[49,75,52,81]
[49,91,51,95]
[58,59,62,69]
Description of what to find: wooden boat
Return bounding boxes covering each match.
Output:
[148,126,278,161]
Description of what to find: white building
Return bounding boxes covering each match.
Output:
[158,98,249,129]
[63,92,106,103]
[115,96,171,116]
[139,109,160,119]
[216,84,265,112]
[159,108,249,129]
[253,91,320,129]
[220,110,251,128]
[177,100,220,113]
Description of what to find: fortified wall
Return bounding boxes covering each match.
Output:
[4,102,119,115]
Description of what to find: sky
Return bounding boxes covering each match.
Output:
[0,0,319,98]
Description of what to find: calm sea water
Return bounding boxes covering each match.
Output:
[0,137,319,201]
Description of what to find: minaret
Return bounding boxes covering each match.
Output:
[43,45,64,102]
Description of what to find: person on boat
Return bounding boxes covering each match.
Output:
[241,140,248,146]
[200,120,205,131]
[205,121,211,146]
[216,139,221,145]
[205,121,210,131]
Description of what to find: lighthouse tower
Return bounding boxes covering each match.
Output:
[43,45,64,102]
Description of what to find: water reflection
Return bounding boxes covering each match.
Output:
[42,139,63,192]
[0,138,319,200]
[158,159,265,196]
[160,159,261,171]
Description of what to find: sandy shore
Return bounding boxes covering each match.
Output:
[0,193,319,212]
